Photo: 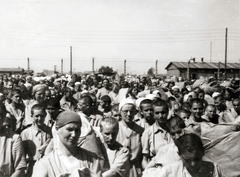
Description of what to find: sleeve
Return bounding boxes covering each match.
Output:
[222,110,235,123]
[20,130,28,153]
[110,147,130,177]
[12,134,27,171]
[154,144,180,165]
[31,159,48,177]
[24,105,32,126]
[141,129,150,155]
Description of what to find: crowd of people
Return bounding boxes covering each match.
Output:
[0,72,240,177]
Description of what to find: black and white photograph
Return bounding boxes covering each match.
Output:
[0,0,239,177]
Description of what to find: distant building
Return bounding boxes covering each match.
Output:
[165,61,240,79]
[0,67,24,76]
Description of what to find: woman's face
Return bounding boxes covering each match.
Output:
[131,88,138,96]
[35,90,45,103]
[224,90,231,101]
[58,123,81,148]
[11,93,21,104]
[65,89,72,98]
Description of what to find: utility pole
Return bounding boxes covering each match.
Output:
[239,59,240,87]
[54,65,56,73]
[124,60,126,76]
[70,46,72,75]
[210,42,212,62]
[27,58,30,71]
[155,60,158,75]
[225,28,228,80]
[61,59,63,74]
[218,62,220,81]
[92,57,95,74]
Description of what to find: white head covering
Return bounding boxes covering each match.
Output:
[172,85,180,90]
[212,92,220,99]
[135,98,147,111]
[75,82,81,86]
[152,90,160,97]
[81,90,89,94]
[183,92,193,102]
[78,112,92,138]
[119,99,135,112]
[145,94,158,100]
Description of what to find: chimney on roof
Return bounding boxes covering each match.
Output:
[201,58,204,63]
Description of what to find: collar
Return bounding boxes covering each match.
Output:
[120,120,134,129]
[153,121,165,134]
[31,125,42,137]
[189,115,208,124]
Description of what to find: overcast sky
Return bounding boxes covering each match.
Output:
[0,0,239,74]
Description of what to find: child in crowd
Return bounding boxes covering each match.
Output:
[137,99,154,129]
[202,104,219,124]
[141,99,173,169]
[144,116,186,172]
[214,95,235,123]
[168,100,180,119]
[99,95,112,117]
[185,98,206,126]
[111,104,121,121]
[21,104,52,177]
[177,108,191,122]
[99,117,130,177]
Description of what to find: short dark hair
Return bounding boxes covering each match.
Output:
[47,98,60,108]
[153,99,169,110]
[196,89,205,97]
[128,87,138,96]
[139,99,152,111]
[10,89,22,98]
[31,104,46,115]
[101,95,111,104]
[80,95,93,106]
[166,116,186,133]
[168,96,176,103]
[190,98,204,108]
[175,133,204,155]
[62,87,72,95]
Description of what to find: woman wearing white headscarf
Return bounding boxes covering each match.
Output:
[116,99,144,177]
[32,111,106,177]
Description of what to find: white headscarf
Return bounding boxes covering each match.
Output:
[119,99,135,112]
